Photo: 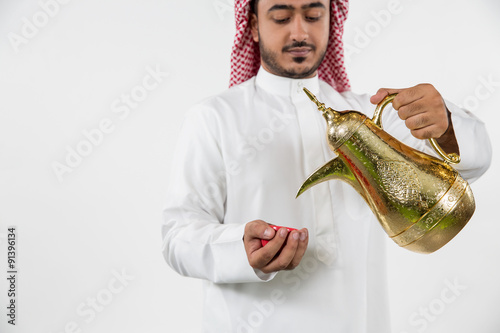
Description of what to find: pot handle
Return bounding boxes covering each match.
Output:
[372,93,460,164]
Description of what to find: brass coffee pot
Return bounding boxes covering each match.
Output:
[297,88,475,254]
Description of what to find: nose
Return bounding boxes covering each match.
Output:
[289,16,308,42]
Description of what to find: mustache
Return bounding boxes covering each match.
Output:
[282,41,316,52]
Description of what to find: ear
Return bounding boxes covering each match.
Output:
[250,13,259,42]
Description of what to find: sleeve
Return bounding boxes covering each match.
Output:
[161,106,275,284]
[439,100,492,182]
[382,99,492,183]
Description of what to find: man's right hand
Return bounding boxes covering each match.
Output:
[243,220,309,274]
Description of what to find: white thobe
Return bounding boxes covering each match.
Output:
[162,68,491,332]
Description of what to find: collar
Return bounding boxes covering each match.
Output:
[255,67,320,99]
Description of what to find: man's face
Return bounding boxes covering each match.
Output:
[250,0,330,79]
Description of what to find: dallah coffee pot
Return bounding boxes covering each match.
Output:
[297,88,475,254]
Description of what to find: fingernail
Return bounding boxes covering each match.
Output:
[279,228,287,237]
[300,231,306,241]
[263,228,272,238]
[292,232,299,240]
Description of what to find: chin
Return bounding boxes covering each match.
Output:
[286,64,316,78]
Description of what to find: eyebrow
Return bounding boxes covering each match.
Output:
[268,2,326,13]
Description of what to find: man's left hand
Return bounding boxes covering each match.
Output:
[370,83,459,154]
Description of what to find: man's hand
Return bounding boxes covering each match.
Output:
[243,220,308,274]
[370,84,459,155]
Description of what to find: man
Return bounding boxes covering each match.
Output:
[162,0,491,331]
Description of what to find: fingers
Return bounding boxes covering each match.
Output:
[371,84,449,139]
[247,225,289,270]
[243,221,309,274]
[369,88,402,104]
[259,228,309,274]
[398,88,448,139]
[408,126,439,140]
[286,228,309,270]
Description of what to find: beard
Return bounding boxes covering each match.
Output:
[258,36,327,79]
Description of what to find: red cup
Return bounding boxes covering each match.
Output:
[261,225,298,247]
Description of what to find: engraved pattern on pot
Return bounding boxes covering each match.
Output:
[391,176,468,246]
[376,160,427,209]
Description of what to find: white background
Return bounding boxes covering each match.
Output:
[0,0,498,332]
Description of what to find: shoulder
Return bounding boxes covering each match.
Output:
[181,78,257,137]
[189,78,256,117]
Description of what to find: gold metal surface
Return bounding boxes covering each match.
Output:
[372,94,461,164]
[297,88,475,254]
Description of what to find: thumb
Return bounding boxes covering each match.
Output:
[370,88,402,105]
[245,220,275,240]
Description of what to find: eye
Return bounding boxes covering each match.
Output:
[305,16,321,22]
[273,17,290,24]
[304,9,323,22]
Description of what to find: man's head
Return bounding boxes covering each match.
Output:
[229,0,349,91]
[249,0,330,79]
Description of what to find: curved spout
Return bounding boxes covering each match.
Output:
[296,157,364,199]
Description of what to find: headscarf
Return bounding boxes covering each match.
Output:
[229,0,350,92]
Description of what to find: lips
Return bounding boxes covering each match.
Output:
[287,47,311,57]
